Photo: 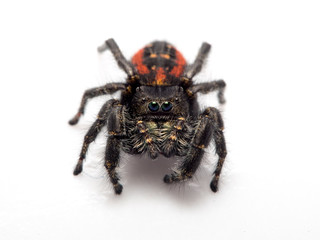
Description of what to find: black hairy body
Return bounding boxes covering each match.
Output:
[69,39,227,195]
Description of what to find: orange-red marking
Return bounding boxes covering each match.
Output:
[132,45,187,86]
[160,54,170,59]
[131,49,150,75]
[169,49,186,77]
[156,67,166,85]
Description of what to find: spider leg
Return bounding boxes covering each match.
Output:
[184,42,211,79]
[73,99,119,175]
[69,83,125,125]
[189,80,226,104]
[104,104,126,194]
[163,107,227,193]
[105,136,123,194]
[206,108,227,192]
[98,38,135,77]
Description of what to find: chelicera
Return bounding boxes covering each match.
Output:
[69,39,227,194]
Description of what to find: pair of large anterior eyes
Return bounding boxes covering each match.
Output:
[148,101,173,112]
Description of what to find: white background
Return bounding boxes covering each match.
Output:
[1,0,320,239]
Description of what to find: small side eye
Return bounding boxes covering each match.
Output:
[148,102,159,112]
[161,102,173,112]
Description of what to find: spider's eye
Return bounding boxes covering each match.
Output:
[148,102,159,112]
[161,101,173,112]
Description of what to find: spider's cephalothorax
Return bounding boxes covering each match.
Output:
[69,39,227,195]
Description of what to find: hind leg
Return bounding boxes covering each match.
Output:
[97,38,135,77]
[184,42,211,79]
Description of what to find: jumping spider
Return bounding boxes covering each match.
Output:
[69,39,227,194]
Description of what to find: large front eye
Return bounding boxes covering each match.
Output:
[148,102,159,112]
[161,101,173,112]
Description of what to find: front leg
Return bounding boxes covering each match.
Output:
[164,107,227,192]
[73,99,119,175]
[103,104,126,194]
[105,136,123,194]
[69,83,125,125]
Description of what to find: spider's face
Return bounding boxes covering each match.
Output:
[131,86,189,119]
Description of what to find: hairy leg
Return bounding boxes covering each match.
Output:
[164,107,227,192]
[73,99,119,175]
[184,42,211,79]
[105,136,123,194]
[207,109,227,192]
[104,105,126,194]
[190,80,226,104]
[69,83,125,125]
[97,38,135,77]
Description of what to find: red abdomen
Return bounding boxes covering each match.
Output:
[131,41,186,86]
